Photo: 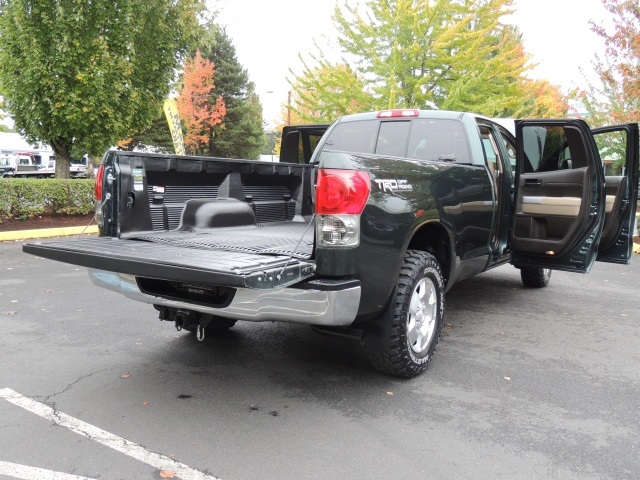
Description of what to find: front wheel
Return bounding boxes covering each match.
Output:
[368,250,445,378]
[520,267,552,288]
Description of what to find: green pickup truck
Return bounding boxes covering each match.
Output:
[24,110,639,377]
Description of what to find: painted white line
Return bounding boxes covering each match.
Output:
[0,388,219,480]
[0,461,98,480]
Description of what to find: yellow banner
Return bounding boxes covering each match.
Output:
[163,98,186,156]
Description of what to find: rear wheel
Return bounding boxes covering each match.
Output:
[368,250,444,378]
[520,267,552,288]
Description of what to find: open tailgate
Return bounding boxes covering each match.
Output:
[23,237,316,289]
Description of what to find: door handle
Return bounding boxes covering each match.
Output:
[524,179,542,189]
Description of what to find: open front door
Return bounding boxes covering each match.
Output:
[510,119,606,273]
[592,124,639,264]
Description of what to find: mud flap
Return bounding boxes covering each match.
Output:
[360,286,397,353]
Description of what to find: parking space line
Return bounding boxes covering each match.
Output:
[0,461,98,480]
[0,388,220,480]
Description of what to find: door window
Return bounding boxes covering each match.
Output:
[594,129,628,176]
[521,125,587,173]
[499,133,516,177]
[407,119,471,163]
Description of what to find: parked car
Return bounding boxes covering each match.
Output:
[47,160,88,178]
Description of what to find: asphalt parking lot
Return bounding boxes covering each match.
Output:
[1,239,639,480]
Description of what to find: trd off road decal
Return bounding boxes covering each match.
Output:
[374,179,413,193]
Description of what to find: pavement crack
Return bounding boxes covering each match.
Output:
[42,367,111,406]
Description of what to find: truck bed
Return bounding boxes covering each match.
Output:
[123,221,314,259]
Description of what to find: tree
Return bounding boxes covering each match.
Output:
[290,0,566,119]
[578,0,640,125]
[262,127,278,156]
[198,24,264,160]
[290,62,373,124]
[177,50,226,154]
[520,79,569,118]
[118,115,174,153]
[0,0,203,178]
[339,0,531,114]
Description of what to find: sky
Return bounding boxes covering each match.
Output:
[215,0,611,124]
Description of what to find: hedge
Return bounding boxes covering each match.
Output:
[0,178,94,221]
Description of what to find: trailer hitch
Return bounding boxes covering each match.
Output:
[158,307,209,342]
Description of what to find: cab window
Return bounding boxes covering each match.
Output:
[407,119,471,163]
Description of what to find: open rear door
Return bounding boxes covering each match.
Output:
[510,119,606,273]
[592,124,639,264]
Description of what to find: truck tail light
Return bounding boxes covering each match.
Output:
[94,165,105,227]
[95,165,104,200]
[316,169,370,247]
[316,169,370,215]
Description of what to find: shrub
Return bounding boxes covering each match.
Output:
[0,178,94,221]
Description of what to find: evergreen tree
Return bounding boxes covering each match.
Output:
[199,23,264,160]
[119,114,174,153]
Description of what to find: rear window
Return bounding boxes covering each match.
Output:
[323,120,377,154]
[323,118,470,163]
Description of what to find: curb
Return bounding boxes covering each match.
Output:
[0,225,98,242]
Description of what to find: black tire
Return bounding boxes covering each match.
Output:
[368,250,445,378]
[520,267,552,288]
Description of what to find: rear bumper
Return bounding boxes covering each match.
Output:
[89,269,361,327]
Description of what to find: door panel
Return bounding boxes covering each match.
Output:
[521,196,582,216]
[511,167,590,257]
[600,176,626,250]
[592,124,639,263]
[510,120,605,273]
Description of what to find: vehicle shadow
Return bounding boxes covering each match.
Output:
[118,265,533,413]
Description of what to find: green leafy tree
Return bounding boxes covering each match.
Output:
[0,0,203,178]
[291,0,565,119]
[262,127,278,156]
[290,61,372,124]
[577,0,640,125]
[198,23,264,160]
[338,0,532,115]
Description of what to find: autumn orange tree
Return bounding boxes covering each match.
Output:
[177,50,226,154]
[578,0,640,125]
[521,79,569,118]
